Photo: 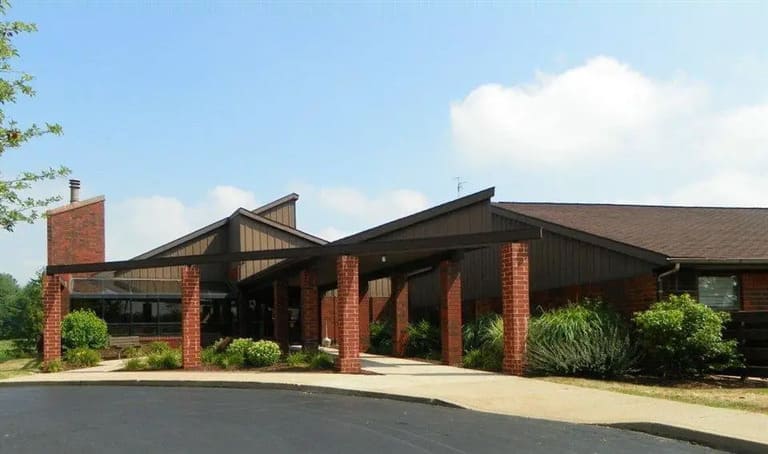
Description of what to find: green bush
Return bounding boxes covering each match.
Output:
[123,357,146,371]
[201,345,219,365]
[368,320,393,355]
[60,309,108,350]
[146,349,182,370]
[246,340,281,367]
[142,341,171,355]
[405,320,440,359]
[527,299,638,378]
[309,351,334,370]
[40,358,63,373]
[286,351,310,367]
[122,346,142,358]
[216,351,245,369]
[462,314,504,371]
[633,293,742,377]
[227,338,255,357]
[64,347,101,368]
[213,337,233,353]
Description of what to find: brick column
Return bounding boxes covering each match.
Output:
[273,279,289,350]
[439,259,462,366]
[359,282,371,352]
[336,255,360,373]
[501,242,529,375]
[391,273,409,357]
[42,275,63,362]
[300,269,320,348]
[181,266,201,369]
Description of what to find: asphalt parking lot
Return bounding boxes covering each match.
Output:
[0,386,720,453]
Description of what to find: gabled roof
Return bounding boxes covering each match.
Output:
[494,202,768,262]
[334,187,495,244]
[252,193,299,215]
[232,208,326,245]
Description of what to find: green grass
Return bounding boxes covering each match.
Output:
[540,376,768,415]
[0,357,40,379]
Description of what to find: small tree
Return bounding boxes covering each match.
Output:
[61,309,108,350]
[633,293,742,377]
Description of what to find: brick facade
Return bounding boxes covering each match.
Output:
[336,255,360,373]
[47,197,105,268]
[531,274,657,316]
[742,272,768,311]
[181,266,201,369]
[370,296,390,322]
[359,283,371,352]
[42,275,63,362]
[273,280,290,350]
[391,273,409,357]
[320,294,337,342]
[300,269,320,348]
[439,259,462,366]
[501,242,529,375]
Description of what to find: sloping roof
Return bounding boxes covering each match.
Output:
[233,208,326,245]
[252,193,299,214]
[494,202,768,261]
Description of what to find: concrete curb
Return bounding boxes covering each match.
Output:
[604,422,768,454]
[0,379,463,409]
[2,379,765,453]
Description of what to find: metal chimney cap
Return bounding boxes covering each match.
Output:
[69,179,81,188]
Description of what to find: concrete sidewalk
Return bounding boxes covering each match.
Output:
[3,352,767,452]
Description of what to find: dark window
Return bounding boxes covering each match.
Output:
[131,301,157,323]
[158,301,181,323]
[103,300,131,324]
[72,299,103,316]
[697,275,740,311]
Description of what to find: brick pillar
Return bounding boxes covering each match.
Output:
[359,282,371,352]
[42,275,63,362]
[501,242,529,375]
[336,255,360,373]
[273,279,289,350]
[391,273,409,357]
[439,259,462,366]
[300,269,320,348]
[181,266,201,369]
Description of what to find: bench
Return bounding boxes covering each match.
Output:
[109,336,141,358]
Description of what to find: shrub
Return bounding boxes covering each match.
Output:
[527,299,638,378]
[61,309,108,350]
[146,349,182,370]
[213,337,233,353]
[368,320,393,355]
[142,341,171,355]
[309,351,335,370]
[246,340,281,367]
[64,347,101,368]
[462,314,504,371]
[122,346,142,358]
[227,338,255,357]
[286,351,310,367]
[201,345,219,365]
[633,293,742,377]
[463,313,499,352]
[405,320,440,359]
[216,351,245,369]
[462,348,484,369]
[123,357,146,371]
[40,358,63,373]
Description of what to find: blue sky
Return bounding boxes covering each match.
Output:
[2,1,768,283]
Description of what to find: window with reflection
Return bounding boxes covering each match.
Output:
[697,275,740,311]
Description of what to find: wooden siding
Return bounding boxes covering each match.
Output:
[234,214,315,279]
[376,202,491,241]
[258,202,296,228]
[117,225,228,282]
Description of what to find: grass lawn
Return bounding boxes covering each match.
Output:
[0,339,39,379]
[540,375,768,415]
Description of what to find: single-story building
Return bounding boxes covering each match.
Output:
[41,180,768,374]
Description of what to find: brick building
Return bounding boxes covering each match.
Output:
[43,181,768,374]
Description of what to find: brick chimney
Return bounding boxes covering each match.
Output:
[46,179,105,268]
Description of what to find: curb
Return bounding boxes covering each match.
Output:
[603,422,768,454]
[2,379,765,453]
[0,379,463,409]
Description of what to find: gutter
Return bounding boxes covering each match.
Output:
[668,257,768,265]
[656,262,681,299]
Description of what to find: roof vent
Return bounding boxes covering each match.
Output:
[69,179,81,203]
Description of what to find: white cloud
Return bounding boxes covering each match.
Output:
[316,186,429,225]
[451,56,706,166]
[643,171,768,207]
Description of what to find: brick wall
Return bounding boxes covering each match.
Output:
[47,197,105,267]
[439,259,462,366]
[531,273,657,316]
[273,280,289,350]
[42,275,63,362]
[501,242,529,376]
[359,285,371,351]
[742,272,768,311]
[391,273,409,357]
[300,269,320,347]
[371,297,390,322]
[181,266,201,369]
[139,336,182,349]
[336,255,360,373]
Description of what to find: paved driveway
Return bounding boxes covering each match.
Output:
[0,386,717,453]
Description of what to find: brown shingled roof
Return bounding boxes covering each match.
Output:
[494,202,768,260]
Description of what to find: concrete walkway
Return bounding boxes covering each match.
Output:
[3,352,767,452]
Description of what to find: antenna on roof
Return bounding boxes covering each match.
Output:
[454,177,467,198]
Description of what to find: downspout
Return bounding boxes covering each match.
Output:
[656,262,681,300]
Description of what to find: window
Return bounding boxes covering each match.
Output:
[697,275,740,311]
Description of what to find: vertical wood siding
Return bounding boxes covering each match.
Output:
[258,203,296,228]
[234,215,315,279]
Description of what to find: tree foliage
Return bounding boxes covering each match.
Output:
[0,271,42,353]
[0,1,68,231]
